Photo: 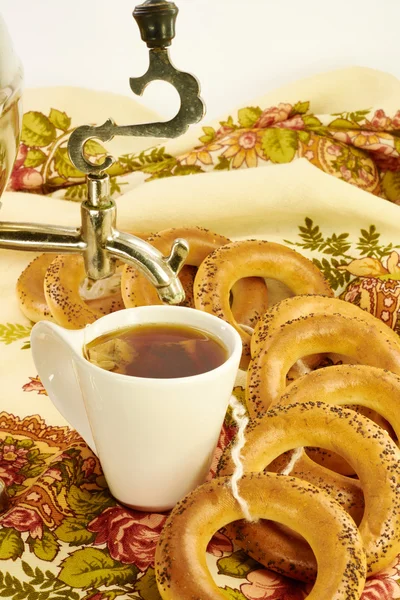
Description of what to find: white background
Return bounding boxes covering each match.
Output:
[1,0,400,120]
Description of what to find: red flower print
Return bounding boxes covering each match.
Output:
[361,277,379,291]
[373,143,396,156]
[350,130,395,156]
[370,109,391,130]
[0,467,18,487]
[1,507,43,539]
[82,457,96,478]
[276,116,305,130]
[206,530,233,557]
[379,555,400,578]
[254,103,293,128]
[9,167,43,191]
[85,594,106,600]
[392,110,400,129]
[0,444,28,470]
[241,569,307,600]
[44,467,62,481]
[22,376,47,396]
[88,506,166,571]
[361,577,400,599]
[360,556,400,599]
[221,130,264,169]
[326,144,342,157]
[340,165,352,181]
[0,443,29,486]
[375,155,400,171]
[207,422,237,479]
[216,124,235,138]
[332,130,352,144]
[343,283,361,304]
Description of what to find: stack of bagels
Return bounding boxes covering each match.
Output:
[17,227,400,600]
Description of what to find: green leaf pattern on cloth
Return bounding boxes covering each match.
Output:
[29,529,59,562]
[58,548,138,589]
[221,588,248,600]
[21,112,57,148]
[261,128,298,163]
[8,101,400,203]
[217,549,261,579]
[48,109,71,133]
[55,518,96,546]
[0,324,32,346]
[0,529,24,560]
[134,567,162,600]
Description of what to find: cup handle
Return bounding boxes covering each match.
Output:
[30,322,97,453]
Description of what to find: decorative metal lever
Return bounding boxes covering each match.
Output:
[68,0,205,176]
[0,1,206,306]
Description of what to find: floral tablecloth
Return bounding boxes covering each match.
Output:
[1,66,400,599]
[8,80,400,204]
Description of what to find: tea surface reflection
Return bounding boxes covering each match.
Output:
[85,323,228,379]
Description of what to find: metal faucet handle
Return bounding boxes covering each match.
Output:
[166,238,189,275]
[133,0,178,48]
[67,0,205,176]
[0,2,198,308]
[158,237,189,303]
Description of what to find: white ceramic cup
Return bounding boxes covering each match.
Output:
[30,306,242,511]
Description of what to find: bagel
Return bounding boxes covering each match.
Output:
[44,255,124,329]
[194,240,332,368]
[155,472,366,600]
[246,312,400,417]
[218,402,400,577]
[251,296,400,474]
[278,364,400,435]
[17,254,57,322]
[18,253,125,326]
[251,294,400,363]
[121,227,269,330]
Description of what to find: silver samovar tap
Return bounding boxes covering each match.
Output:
[0,0,205,304]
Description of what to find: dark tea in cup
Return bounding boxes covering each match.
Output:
[84,323,228,379]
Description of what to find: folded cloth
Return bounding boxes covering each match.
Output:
[8,66,400,206]
[0,67,400,599]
